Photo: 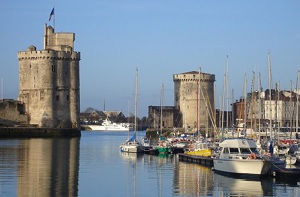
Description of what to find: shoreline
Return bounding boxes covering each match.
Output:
[0,127,81,138]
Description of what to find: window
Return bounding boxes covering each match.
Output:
[56,95,59,101]
[250,148,259,154]
[40,91,44,101]
[67,95,69,101]
[240,148,251,154]
[229,148,239,154]
[223,148,229,154]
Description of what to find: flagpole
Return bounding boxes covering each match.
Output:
[48,7,55,29]
[53,6,55,30]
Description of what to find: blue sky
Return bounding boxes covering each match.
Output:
[1,1,300,117]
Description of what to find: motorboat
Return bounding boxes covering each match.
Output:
[140,137,158,155]
[213,138,272,177]
[153,141,171,155]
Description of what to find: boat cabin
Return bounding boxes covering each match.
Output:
[218,139,260,160]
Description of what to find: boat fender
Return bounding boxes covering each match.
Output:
[249,153,257,160]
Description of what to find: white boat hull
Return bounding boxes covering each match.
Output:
[213,158,270,176]
[87,125,130,131]
[120,139,143,153]
[120,144,143,153]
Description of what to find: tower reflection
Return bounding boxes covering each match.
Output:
[17,138,80,197]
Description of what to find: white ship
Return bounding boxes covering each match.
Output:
[87,118,132,131]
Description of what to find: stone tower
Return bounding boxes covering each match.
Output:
[173,71,215,134]
[17,24,80,129]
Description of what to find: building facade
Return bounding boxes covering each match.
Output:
[232,89,300,132]
[17,24,80,129]
[148,106,179,129]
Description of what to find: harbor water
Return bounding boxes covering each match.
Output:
[0,130,300,197]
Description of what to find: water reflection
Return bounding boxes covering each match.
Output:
[174,160,213,196]
[3,131,299,197]
[0,138,80,197]
[120,152,175,197]
[213,173,273,196]
[120,152,143,197]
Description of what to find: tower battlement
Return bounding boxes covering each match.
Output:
[173,71,215,82]
[17,50,80,60]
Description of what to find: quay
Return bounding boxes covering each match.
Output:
[178,153,213,167]
[0,127,81,138]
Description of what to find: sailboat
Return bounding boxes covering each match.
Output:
[120,68,143,153]
[153,84,171,155]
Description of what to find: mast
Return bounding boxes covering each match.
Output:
[297,71,300,133]
[160,83,164,136]
[268,51,273,139]
[214,83,217,141]
[290,80,293,140]
[250,71,255,137]
[275,82,279,140]
[258,72,262,140]
[184,97,186,132]
[127,100,130,139]
[232,88,234,132]
[221,56,228,139]
[226,55,229,134]
[243,73,247,137]
[134,67,138,133]
[198,67,201,136]
[221,76,225,139]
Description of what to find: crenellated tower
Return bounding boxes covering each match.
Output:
[173,71,215,134]
[17,24,80,129]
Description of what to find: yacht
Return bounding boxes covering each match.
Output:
[213,138,272,177]
[87,117,132,131]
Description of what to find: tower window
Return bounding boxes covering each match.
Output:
[40,91,44,100]
[67,95,69,101]
[52,65,56,72]
[56,95,59,101]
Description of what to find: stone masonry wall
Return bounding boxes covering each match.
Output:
[0,100,28,126]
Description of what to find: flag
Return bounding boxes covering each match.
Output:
[49,8,54,21]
